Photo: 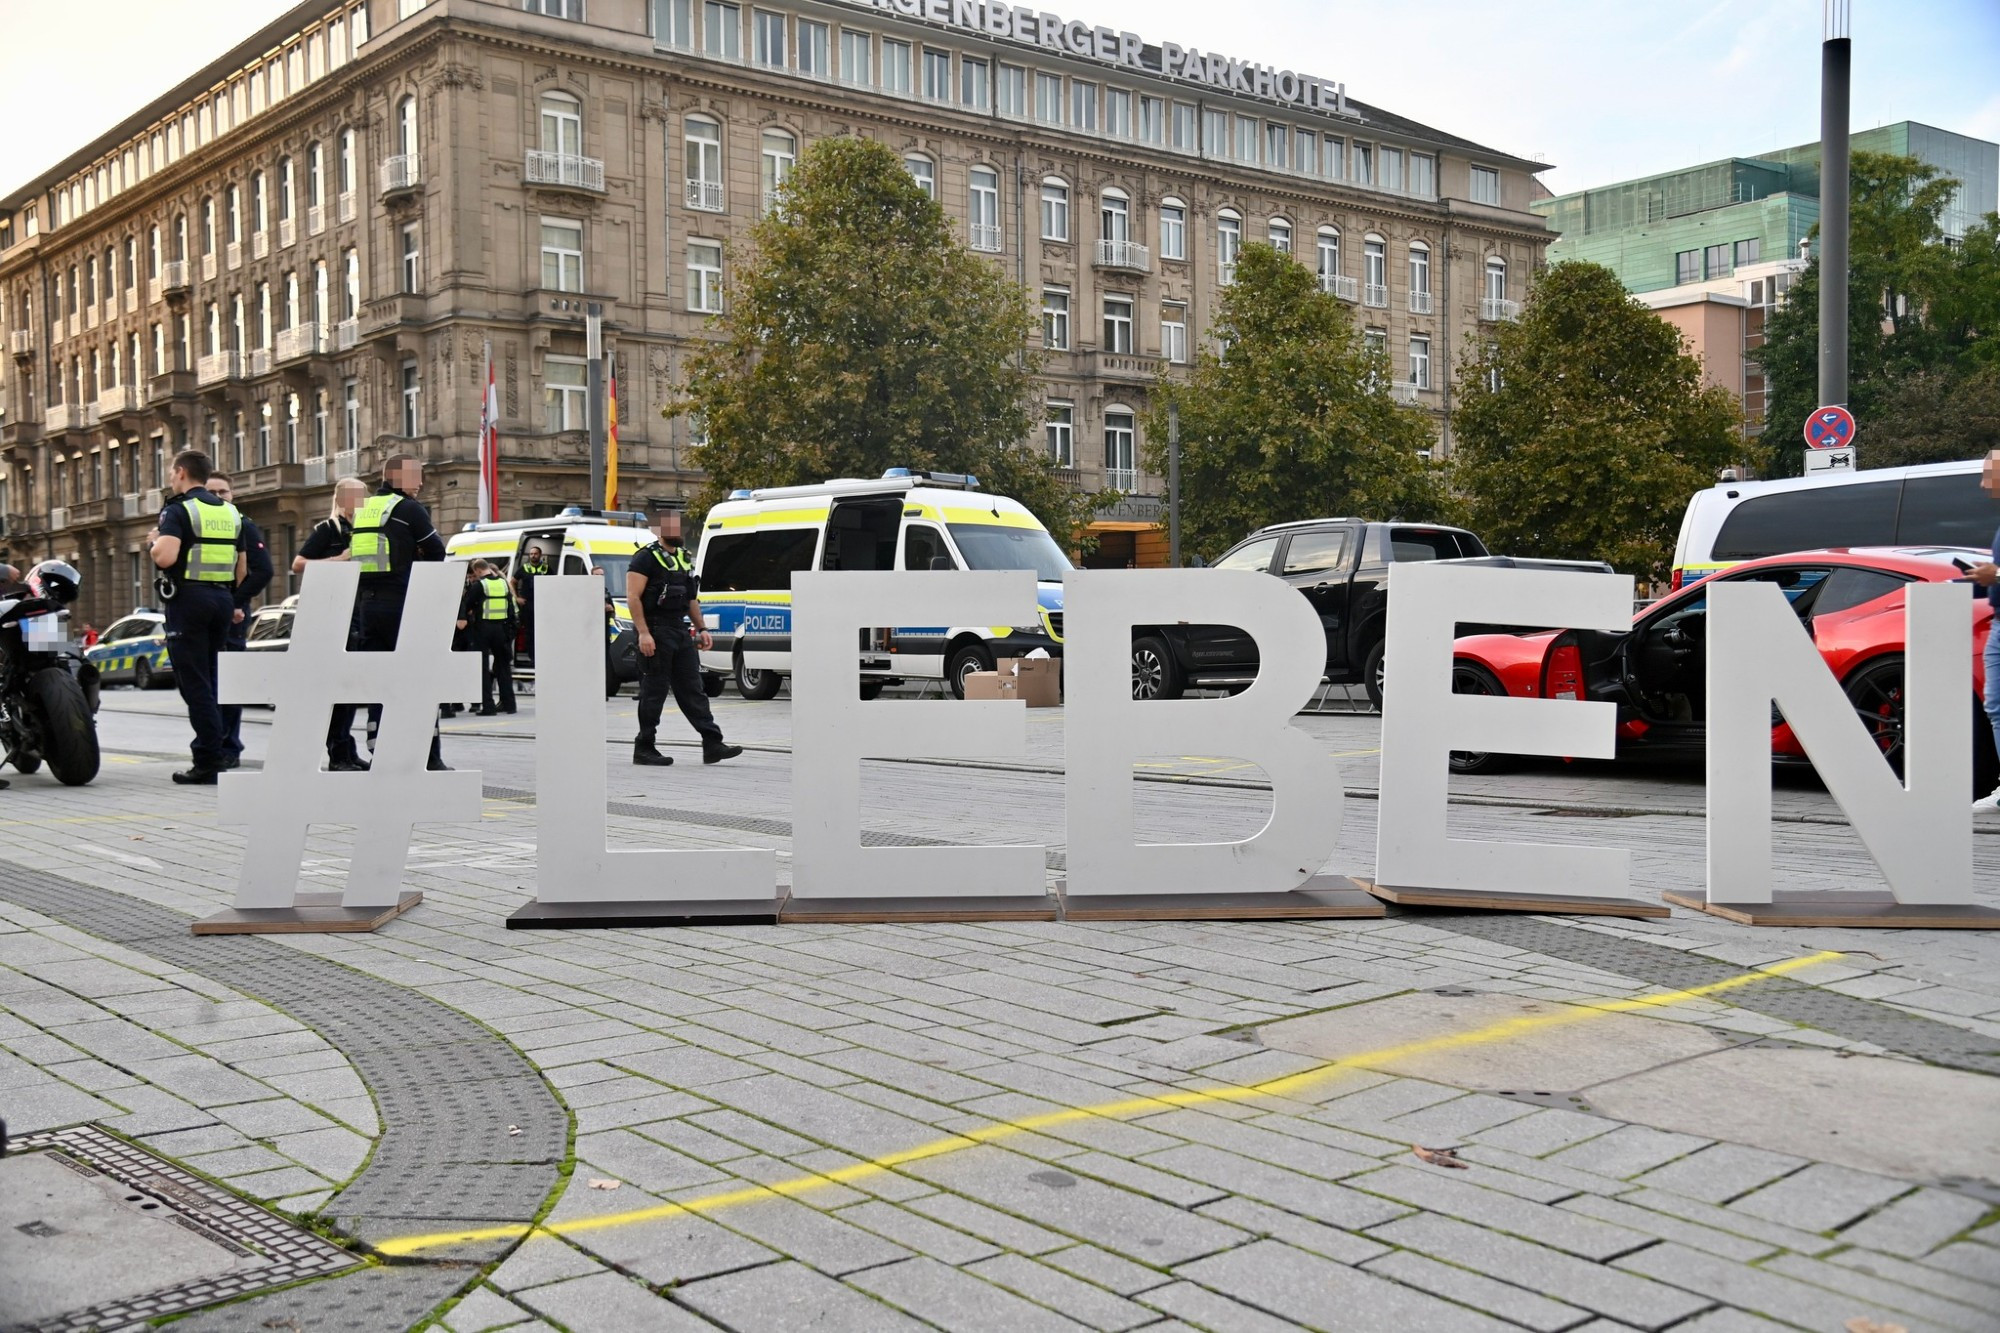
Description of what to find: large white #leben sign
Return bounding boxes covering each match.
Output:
[225,566,1972,912]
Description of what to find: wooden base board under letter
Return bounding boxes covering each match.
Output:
[1662,889,2000,929]
[1360,879,1669,919]
[507,898,781,929]
[779,895,1058,924]
[193,892,423,935]
[1056,875,1385,922]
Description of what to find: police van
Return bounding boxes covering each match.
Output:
[696,469,1069,699]
[1671,458,1988,590]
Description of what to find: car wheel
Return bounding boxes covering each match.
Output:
[734,654,783,701]
[1448,663,1511,775]
[947,644,996,700]
[859,679,886,701]
[133,658,153,690]
[703,673,727,699]
[1131,635,1183,701]
[1844,655,1906,776]
[1362,640,1386,713]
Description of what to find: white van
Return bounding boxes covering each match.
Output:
[1671,458,1989,590]
[696,469,1069,699]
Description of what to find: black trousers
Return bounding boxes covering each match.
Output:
[329,591,443,769]
[475,621,515,711]
[221,606,250,755]
[165,583,234,770]
[635,619,721,748]
[517,603,535,661]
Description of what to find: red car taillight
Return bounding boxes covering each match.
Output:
[1542,636,1583,701]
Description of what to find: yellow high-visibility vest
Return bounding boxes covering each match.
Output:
[479,576,511,621]
[181,496,243,583]
[350,494,399,575]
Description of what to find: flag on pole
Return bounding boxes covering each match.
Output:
[477,341,500,524]
[604,354,620,512]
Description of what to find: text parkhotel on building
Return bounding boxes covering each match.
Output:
[0,0,1551,622]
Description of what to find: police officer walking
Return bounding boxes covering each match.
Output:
[457,559,518,716]
[627,512,740,766]
[145,450,249,785]
[513,543,549,664]
[206,472,273,770]
[295,477,370,767]
[331,453,450,771]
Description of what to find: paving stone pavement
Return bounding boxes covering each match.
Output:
[0,695,1995,1331]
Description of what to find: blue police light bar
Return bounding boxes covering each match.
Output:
[728,488,754,500]
[560,505,583,516]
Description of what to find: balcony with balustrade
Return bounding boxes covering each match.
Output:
[1390,382,1419,406]
[95,384,139,419]
[201,253,218,282]
[380,155,420,198]
[1320,273,1358,302]
[48,506,69,530]
[1093,239,1150,273]
[1408,290,1434,315]
[525,150,606,193]
[148,370,194,404]
[1364,284,1389,308]
[337,191,357,223]
[45,403,82,434]
[278,218,296,249]
[121,489,161,518]
[334,318,360,351]
[226,240,244,270]
[248,348,273,377]
[276,323,322,363]
[8,329,31,359]
[307,204,325,236]
[196,351,242,387]
[252,231,269,260]
[685,178,724,212]
[1481,297,1522,322]
[970,223,1002,253]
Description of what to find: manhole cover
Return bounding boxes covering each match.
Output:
[0,1125,357,1332]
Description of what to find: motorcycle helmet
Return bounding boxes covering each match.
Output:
[26,560,81,606]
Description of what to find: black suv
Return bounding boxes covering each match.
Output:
[1132,519,1490,707]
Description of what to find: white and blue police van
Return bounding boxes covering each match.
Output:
[695,469,1068,699]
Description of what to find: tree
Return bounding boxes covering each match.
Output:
[674,136,1096,539]
[1139,243,1447,562]
[1849,364,2000,469]
[1451,261,1740,583]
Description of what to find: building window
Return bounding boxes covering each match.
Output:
[343,378,358,447]
[1042,287,1070,350]
[1380,148,1404,193]
[1162,303,1188,364]
[760,129,795,213]
[1046,401,1074,466]
[343,248,360,318]
[1411,153,1436,198]
[1675,249,1700,285]
[1268,219,1292,254]
[278,157,295,226]
[1317,226,1341,290]
[1734,237,1761,267]
[959,56,989,110]
[255,402,271,466]
[400,358,420,436]
[1159,198,1185,261]
[541,218,583,291]
[1040,179,1069,242]
[703,1,741,60]
[920,47,950,101]
[996,63,1026,116]
[338,128,355,195]
[250,170,267,237]
[396,94,418,163]
[839,28,871,84]
[284,393,300,462]
[1234,115,1258,162]
[1705,243,1730,278]
[881,38,911,94]
[313,389,328,457]
[1104,88,1131,139]
[968,167,1001,252]
[1351,143,1373,186]
[1139,95,1165,145]
[305,142,323,209]
[654,0,693,49]
[544,356,587,431]
[752,11,786,68]
[1294,132,1319,177]
[1071,81,1097,132]
[1470,165,1500,205]
[1485,256,1508,303]
[1364,234,1387,306]
[1200,107,1227,159]
[798,18,829,75]
[151,321,166,375]
[1264,123,1288,168]
[1104,409,1135,488]
[685,116,723,210]
[540,91,583,156]
[1408,240,1431,301]
[399,222,420,293]
[1217,210,1241,282]
[1102,295,1133,354]
[1100,190,1129,244]
[1034,71,1062,124]
[1409,334,1431,391]
[688,240,723,312]
[904,154,935,199]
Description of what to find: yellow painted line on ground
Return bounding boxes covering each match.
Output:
[0,811,211,829]
[375,949,1843,1258]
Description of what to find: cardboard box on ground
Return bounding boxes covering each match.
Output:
[963,654,1062,706]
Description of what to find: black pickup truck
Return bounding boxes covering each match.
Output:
[1132,518,1610,707]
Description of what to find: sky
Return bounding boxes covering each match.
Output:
[3,0,1997,200]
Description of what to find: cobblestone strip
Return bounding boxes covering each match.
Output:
[1430,913,2000,1076]
[0,858,568,1331]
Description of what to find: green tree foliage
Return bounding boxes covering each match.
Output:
[1451,261,1740,583]
[1139,243,1448,562]
[1761,152,2000,474]
[1850,364,2000,469]
[675,136,1096,538]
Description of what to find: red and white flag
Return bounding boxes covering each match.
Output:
[477,341,500,523]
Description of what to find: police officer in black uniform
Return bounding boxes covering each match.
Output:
[456,559,518,716]
[513,543,550,664]
[335,453,450,770]
[146,450,249,785]
[206,472,273,770]
[627,512,740,766]
[296,477,370,767]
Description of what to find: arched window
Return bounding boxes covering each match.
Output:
[313,260,330,328]
[256,281,271,347]
[540,91,582,156]
[968,166,1000,251]
[1099,187,1129,244]
[1316,226,1341,285]
[1485,255,1507,300]
[337,128,356,197]
[396,94,418,162]
[225,184,242,245]
[684,115,722,210]
[1216,208,1242,282]
[1408,240,1431,311]
[277,156,295,226]
[343,249,360,320]
[903,153,935,200]
[305,142,323,211]
[1158,195,1185,260]
[250,170,267,235]
[1104,408,1135,489]
[1267,217,1292,254]
[1363,232,1387,305]
[147,226,161,279]
[284,271,300,329]
[760,128,796,213]
[1040,176,1069,242]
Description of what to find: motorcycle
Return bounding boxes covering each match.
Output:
[0,561,102,785]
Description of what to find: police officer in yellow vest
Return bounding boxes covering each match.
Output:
[455,559,518,716]
[628,511,740,766]
[512,544,549,666]
[145,450,249,785]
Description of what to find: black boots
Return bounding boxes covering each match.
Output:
[634,739,674,766]
[703,743,743,764]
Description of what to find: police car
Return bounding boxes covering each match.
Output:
[697,469,1068,699]
[86,611,172,688]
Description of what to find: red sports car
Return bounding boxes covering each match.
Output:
[1448,547,1998,790]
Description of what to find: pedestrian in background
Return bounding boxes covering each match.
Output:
[456,558,518,716]
[145,450,248,785]
[206,472,273,770]
[296,476,371,769]
[514,543,550,665]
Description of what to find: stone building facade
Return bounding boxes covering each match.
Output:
[0,0,1551,625]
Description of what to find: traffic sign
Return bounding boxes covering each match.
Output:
[1805,405,1857,449]
[1804,447,1856,475]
